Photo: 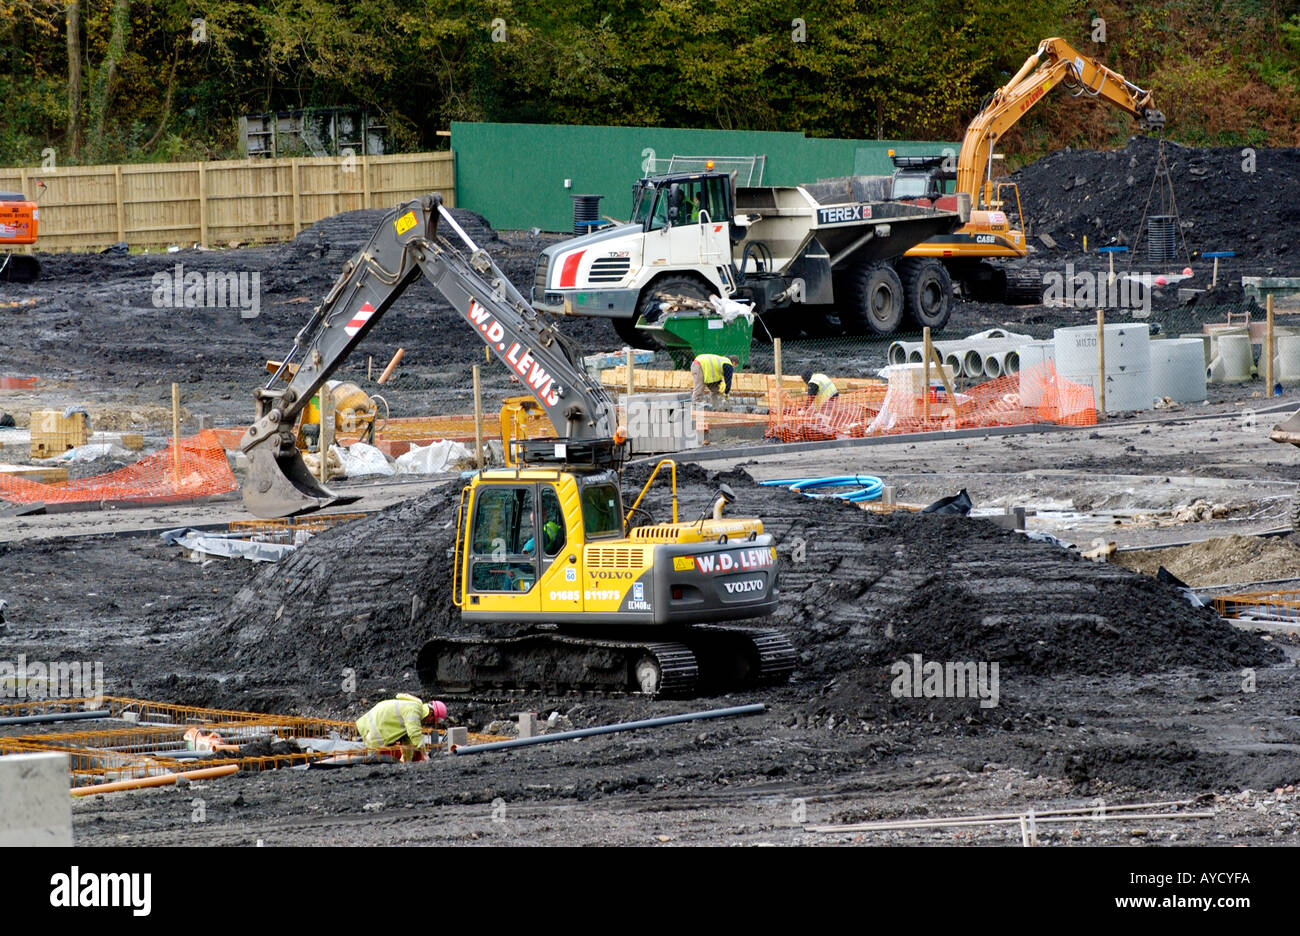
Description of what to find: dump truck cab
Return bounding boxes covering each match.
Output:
[533,171,739,337]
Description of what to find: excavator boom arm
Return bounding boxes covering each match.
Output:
[240,194,618,517]
[956,37,1163,205]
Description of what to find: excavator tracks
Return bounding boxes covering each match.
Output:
[416,626,796,698]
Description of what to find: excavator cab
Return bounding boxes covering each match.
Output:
[454,469,620,618]
[430,462,794,695]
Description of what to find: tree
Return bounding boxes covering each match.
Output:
[65,0,80,159]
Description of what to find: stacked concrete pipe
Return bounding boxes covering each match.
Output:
[888,330,1033,379]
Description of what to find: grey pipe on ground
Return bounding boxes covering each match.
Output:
[453,703,767,754]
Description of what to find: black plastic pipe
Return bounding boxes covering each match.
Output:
[0,709,110,726]
[453,703,766,754]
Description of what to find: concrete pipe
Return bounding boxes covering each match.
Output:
[962,349,986,379]
[888,342,910,366]
[1003,350,1020,375]
[908,348,924,364]
[1212,334,1254,383]
[1275,335,1300,384]
[983,351,1005,379]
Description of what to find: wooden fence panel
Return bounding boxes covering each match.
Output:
[121,163,201,244]
[0,152,453,252]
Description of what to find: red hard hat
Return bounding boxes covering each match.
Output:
[427,700,447,723]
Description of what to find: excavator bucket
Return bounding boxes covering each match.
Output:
[1270,409,1300,448]
[242,440,344,518]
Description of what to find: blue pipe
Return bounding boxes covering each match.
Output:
[760,474,884,502]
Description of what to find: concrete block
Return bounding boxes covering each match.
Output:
[444,726,469,749]
[0,752,72,846]
[515,712,539,739]
[624,392,695,454]
[196,415,214,431]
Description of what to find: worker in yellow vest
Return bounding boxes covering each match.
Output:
[802,370,839,407]
[691,353,738,407]
[356,693,448,762]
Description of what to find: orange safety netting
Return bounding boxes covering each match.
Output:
[767,361,1097,443]
[0,430,236,506]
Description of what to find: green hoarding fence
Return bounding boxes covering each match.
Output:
[451,121,954,233]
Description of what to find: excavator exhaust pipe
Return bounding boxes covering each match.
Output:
[242,437,341,518]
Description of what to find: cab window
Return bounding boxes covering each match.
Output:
[540,486,567,557]
[647,189,669,231]
[581,483,622,537]
[675,177,729,226]
[470,486,537,592]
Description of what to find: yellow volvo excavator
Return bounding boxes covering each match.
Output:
[240,195,794,696]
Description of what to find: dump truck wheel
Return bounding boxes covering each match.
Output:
[846,262,905,334]
[1291,492,1300,534]
[612,317,644,347]
[899,258,952,331]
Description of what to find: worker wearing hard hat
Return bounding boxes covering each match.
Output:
[802,370,839,408]
[356,693,448,762]
[691,353,739,407]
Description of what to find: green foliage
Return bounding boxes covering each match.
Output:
[0,0,1297,166]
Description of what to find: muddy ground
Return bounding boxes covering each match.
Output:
[3,140,1300,847]
[2,430,1298,847]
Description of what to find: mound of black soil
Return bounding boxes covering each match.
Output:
[1012,136,1300,264]
[203,465,1278,714]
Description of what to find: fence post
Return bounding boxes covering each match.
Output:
[291,159,301,238]
[318,382,333,483]
[923,326,932,422]
[1096,309,1106,416]
[113,165,125,243]
[1266,293,1275,395]
[361,155,369,209]
[197,162,208,248]
[625,346,635,423]
[171,382,182,487]
[773,337,783,424]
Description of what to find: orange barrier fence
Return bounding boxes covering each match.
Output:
[0,430,236,506]
[767,361,1097,443]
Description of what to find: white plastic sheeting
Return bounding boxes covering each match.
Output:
[395,440,472,475]
[334,442,395,477]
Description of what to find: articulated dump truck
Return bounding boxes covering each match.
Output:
[533,170,968,342]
